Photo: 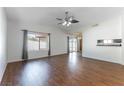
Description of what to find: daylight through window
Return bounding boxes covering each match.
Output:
[28,32,49,51]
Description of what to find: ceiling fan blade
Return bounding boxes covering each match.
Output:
[57,22,63,25]
[56,18,63,20]
[71,20,79,23]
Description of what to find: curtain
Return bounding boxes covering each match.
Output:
[67,36,70,54]
[48,33,51,56]
[22,30,28,60]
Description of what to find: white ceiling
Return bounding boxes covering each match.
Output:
[5,7,124,31]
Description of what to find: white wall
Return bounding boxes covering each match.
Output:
[7,21,67,62]
[82,16,122,64]
[121,15,124,65]
[0,8,7,82]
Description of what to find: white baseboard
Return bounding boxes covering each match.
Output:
[0,63,7,83]
[82,55,123,65]
[7,53,67,63]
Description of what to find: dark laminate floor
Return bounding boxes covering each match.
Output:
[1,52,124,86]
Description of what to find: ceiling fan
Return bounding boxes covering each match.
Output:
[56,11,79,27]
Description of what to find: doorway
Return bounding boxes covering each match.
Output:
[67,32,82,54]
[69,37,78,52]
[68,37,82,53]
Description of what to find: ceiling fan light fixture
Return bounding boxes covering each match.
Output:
[67,23,70,27]
[62,21,67,26]
[68,22,71,25]
[69,16,73,21]
[56,11,79,27]
[67,22,71,27]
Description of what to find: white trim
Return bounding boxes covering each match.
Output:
[7,53,67,63]
[0,63,7,83]
[82,55,124,65]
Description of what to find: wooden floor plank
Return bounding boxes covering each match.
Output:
[1,52,124,86]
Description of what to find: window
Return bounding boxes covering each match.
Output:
[97,39,122,46]
[104,40,112,44]
[39,37,48,49]
[28,32,49,51]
